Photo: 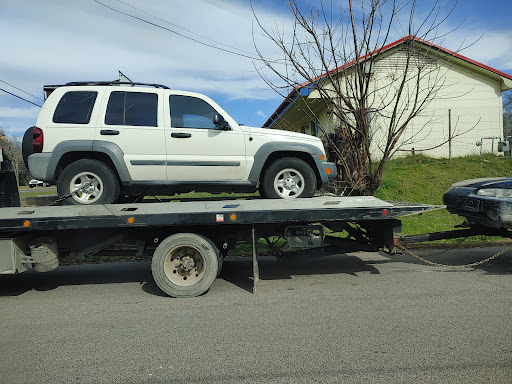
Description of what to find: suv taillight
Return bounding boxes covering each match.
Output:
[32,127,43,153]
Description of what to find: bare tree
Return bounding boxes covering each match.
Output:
[253,0,461,195]
[0,130,30,186]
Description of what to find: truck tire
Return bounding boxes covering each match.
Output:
[261,157,316,199]
[151,233,220,298]
[57,159,120,205]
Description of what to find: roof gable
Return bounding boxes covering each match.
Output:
[263,36,512,128]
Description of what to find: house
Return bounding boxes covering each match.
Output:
[262,36,512,158]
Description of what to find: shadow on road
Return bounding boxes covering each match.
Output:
[220,246,381,293]
[0,261,166,298]
[1,246,510,297]
[0,247,382,297]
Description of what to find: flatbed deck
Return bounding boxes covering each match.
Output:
[0,196,438,233]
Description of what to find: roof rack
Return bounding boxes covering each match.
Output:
[64,81,170,89]
[42,81,170,99]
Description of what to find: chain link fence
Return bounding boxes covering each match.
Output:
[394,106,506,158]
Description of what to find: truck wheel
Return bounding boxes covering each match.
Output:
[261,157,316,199]
[57,159,120,205]
[151,233,220,298]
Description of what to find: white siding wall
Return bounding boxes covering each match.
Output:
[273,46,506,159]
[319,48,504,158]
[391,55,504,157]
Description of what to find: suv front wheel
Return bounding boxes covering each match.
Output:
[57,159,120,205]
[261,157,316,199]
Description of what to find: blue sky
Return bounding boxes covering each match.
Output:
[1,0,512,138]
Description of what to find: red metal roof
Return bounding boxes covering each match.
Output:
[262,35,512,128]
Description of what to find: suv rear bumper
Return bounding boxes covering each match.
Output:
[27,153,53,182]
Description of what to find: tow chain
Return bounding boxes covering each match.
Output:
[394,241,512,269]
[48,187,84,206]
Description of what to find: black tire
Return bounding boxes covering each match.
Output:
[261,157,316,199]
[22,127,35,169]
[57,159,120,205]
[151,233,220,298]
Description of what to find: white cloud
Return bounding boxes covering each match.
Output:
[256,110,267,117]
[1,0,511,137]
[0,106,40,119]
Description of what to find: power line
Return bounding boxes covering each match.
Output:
[0,79,44,101]
[113,0,259,58]
[0,88,42,107]
[91,0,266,62]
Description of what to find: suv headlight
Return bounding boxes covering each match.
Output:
[476,188,512,198]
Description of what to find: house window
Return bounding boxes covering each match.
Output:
[310,120,318,136]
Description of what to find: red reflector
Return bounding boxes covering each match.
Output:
[32,127,43,153]
[382,209,389,216]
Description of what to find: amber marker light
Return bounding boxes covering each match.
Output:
[318,155,327,161]
[230,214,237,221]
[23,220,30,227]
[127,217,135,224]
[325,168,331,175]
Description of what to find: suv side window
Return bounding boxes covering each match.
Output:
[170,95,218,129]
[53,91,97,124]
[105,91,158,127]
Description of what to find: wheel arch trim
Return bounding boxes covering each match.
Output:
[46,140,132,183]
[248,142,327,185]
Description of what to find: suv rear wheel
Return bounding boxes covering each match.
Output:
[261,157,316,199]
[57,159,120,205]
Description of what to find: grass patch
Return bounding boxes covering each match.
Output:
[375,154,512,238]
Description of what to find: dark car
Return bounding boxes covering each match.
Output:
[443,177,512,229]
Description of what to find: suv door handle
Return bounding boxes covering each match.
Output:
[100,129,120,135]
[171,133,192,138]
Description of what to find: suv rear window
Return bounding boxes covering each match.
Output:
[105,91,158,127]
[53,91,98,124]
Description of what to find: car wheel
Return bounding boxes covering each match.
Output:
[261,157,316,199]
[29,185,34,188]
[57,159,120,205]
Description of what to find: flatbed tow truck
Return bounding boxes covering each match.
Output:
[0,148,506,297]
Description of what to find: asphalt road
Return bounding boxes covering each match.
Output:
[1,246,511,383]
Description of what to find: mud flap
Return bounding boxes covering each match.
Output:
[252,225,259,294]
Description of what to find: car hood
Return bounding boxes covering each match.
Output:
[451,177,512,189]
[244,126,323,144]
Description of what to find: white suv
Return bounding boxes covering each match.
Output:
[23,81,335,205]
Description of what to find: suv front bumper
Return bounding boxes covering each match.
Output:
[323,161,336,180]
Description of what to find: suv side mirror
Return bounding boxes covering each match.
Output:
[213,114,230,131]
